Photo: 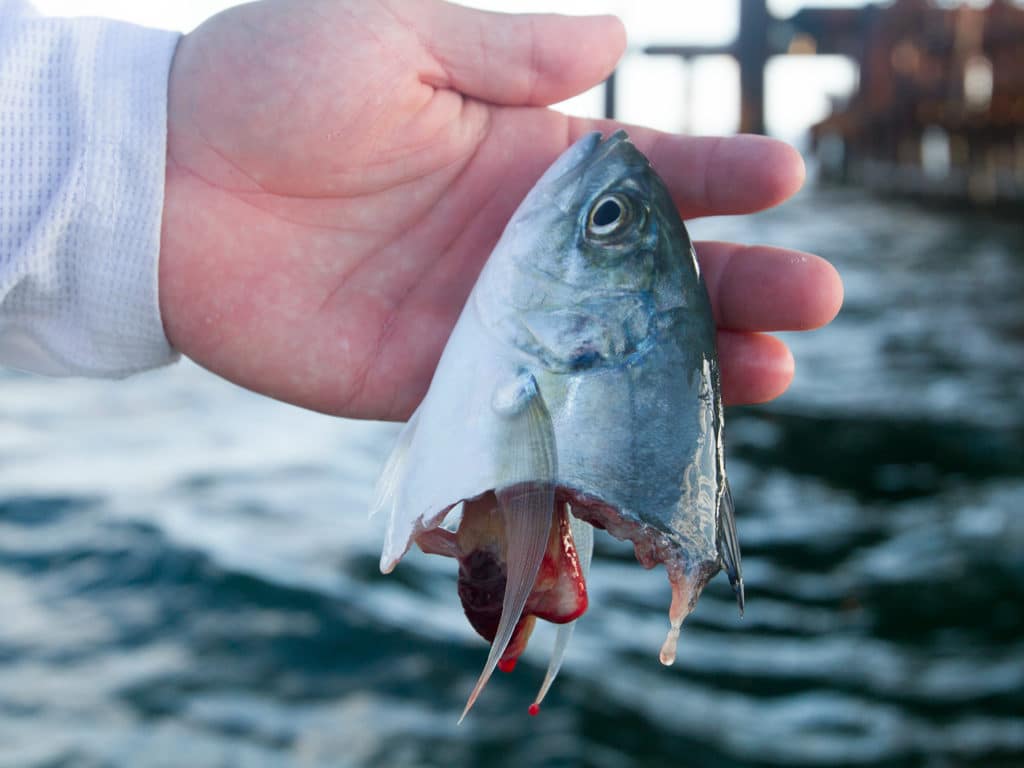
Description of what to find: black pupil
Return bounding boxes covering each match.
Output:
[593,198,621,228]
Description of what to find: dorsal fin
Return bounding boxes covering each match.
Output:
[718,480,744,616]
[371,408,422,574]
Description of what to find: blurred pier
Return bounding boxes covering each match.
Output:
[607,0,1024,206]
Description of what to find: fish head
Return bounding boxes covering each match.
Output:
[475,130,701,372]
[470,131,733,659]
[372,131,740,718]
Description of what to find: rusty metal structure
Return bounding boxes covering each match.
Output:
[639,0,773,135]
[608,0,1024,205]
[808,0,1024,205]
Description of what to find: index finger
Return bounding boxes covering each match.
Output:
[568,118,806,219]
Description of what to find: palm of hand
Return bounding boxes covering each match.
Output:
[162,1,577,419]
[159,0,841,420]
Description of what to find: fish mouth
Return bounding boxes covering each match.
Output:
[588,129,634,165]
[536,130,634,191]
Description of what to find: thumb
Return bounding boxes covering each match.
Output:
[415,3,626,106]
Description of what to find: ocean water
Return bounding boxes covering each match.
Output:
[1,188,1021,768]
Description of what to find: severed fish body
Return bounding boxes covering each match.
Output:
[371,131,742,719]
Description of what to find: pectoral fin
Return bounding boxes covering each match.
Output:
[460,373,557,722]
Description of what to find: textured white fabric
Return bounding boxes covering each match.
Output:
[0,0,180,377]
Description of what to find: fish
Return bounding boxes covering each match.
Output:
[370,130,743,720]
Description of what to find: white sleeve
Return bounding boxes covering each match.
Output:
[0,0,181,377]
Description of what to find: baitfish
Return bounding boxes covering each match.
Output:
[370,130,743,720]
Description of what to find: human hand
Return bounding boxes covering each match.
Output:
[159,0,843,421]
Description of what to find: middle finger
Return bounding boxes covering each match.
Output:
[695,241,843,332]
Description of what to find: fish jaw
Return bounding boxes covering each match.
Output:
[448,491,589,669]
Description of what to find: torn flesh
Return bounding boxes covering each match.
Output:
[557,488,716,668]
[415,486,716,716]
[414,491,590,718]
[659,573,695,666]
[449,492,589,669]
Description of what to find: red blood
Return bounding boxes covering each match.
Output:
[528,703,540,717]
[456,497,590,682]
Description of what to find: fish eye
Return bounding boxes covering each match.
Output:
[587,193,632,237]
